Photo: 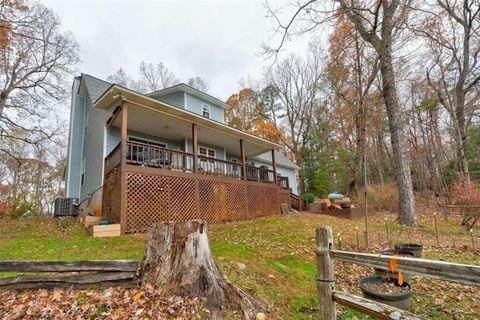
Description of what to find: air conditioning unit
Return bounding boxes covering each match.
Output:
[54,197,79,217]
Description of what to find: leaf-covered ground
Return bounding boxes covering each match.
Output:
[0,210,479,319]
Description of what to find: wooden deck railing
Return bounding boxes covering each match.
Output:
[290,192,308,210]
[126,141,195,172]
[105,143,122,175]
[246,164,275,183]
[278,176,289,189]
[315,226,480,319]
[104,141,289,187]
[198,155,242,179]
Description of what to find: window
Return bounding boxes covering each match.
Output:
[84,112,88,136]
[199,147,216,158]
[128,137,166,148]
[81,158,86,185]
[202,104,210,118]
[199,146,216,158]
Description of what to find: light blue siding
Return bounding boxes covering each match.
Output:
[65,78,85,199]
[154,92,185,109]
[185,93,224,123]
[276,166,298,194]
[80,93,115,202]
[106,126,120,155]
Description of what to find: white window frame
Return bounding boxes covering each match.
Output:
[198,146,216,158]
[201,103,211,119]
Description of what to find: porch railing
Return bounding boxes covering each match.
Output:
[246,164,275,183]
[105,143,122,175]
[126,141,194,172]
[278,176,289,190]
[104,141,287,187]
[197,155,242,179]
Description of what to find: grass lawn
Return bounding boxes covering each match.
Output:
[1,212,479,319]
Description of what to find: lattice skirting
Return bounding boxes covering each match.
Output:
[122,169,281,234]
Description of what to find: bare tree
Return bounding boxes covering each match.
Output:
[264,0,417,225]
[263,48,324,194]
[416,0,480,184]
[187,76,209,92]
[0,0,77,213]
[138,61,179,92]
[328,15,380,195]
[0,0,79,122]
[106,68,137,89]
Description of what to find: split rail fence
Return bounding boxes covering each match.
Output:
[0,260,139,290]
[316,226,480,320]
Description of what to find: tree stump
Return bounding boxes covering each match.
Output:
[141,220,265,319]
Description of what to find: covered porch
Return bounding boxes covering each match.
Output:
[95,87,291,234]
[104,98,288,187]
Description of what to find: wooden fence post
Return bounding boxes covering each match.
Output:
[316,226,336,320]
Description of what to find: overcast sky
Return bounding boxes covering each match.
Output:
[43,0,316,100]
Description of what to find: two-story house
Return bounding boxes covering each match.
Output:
[65,74,299,234]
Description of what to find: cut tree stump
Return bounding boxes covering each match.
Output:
[141,220,265,319]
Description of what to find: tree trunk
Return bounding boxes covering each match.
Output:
[378,37,416,226]
[296,157,305,195]
[141,220,265,319]
[0,92,7,117]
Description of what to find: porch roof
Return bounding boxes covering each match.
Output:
[95,85,282,157]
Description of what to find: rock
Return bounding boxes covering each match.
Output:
[267,274,275,279]
[237,262,246,270]
[256,312,267,320]
[389,311,401,320]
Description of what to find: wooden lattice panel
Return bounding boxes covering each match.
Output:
[121,167,282,233]
[125,172,197,233]
[199,180,230,222]
[226,182,249,221]
[102,168,121,223]
[246,184,279,218]
[168,176,198,222]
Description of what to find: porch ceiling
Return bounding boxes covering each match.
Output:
[96,84,281,155]
[111,103,272,157]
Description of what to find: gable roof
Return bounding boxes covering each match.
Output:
[148,83,231,110]
[251,151,299,170]
[81,74,112,102]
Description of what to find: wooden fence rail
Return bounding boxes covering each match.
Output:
[333,291,422,320]
[330,250,480,286]
[0,260,140,290]
[316,226,480,320]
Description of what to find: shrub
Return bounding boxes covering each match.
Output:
[302,193,315,203]
[8,201,36,219]
[357,183,399,212]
